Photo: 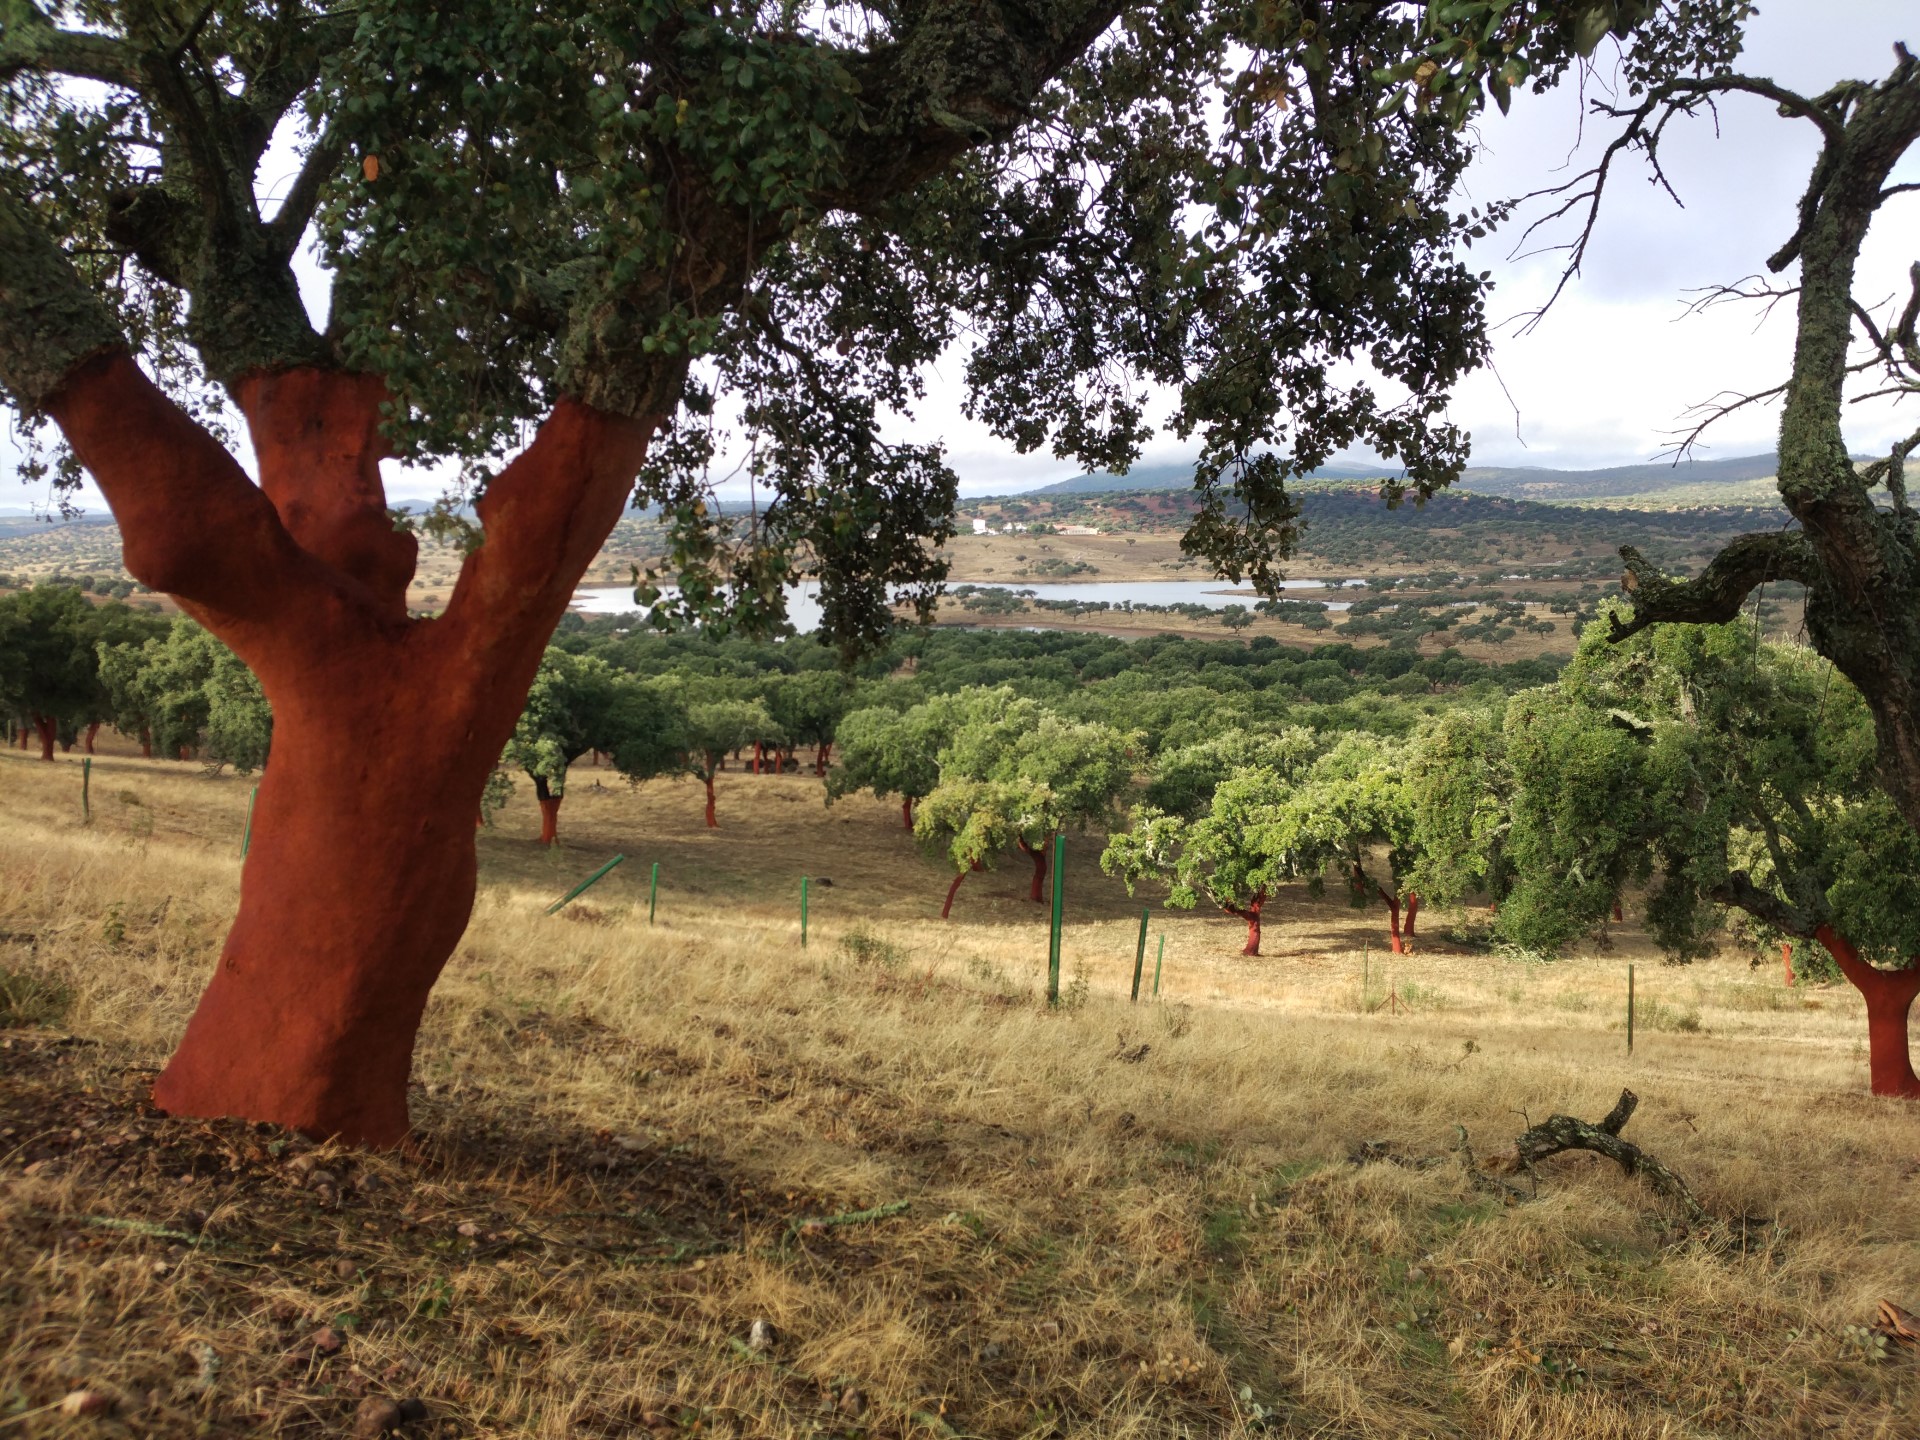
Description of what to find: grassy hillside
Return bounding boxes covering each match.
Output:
[3,743,1918,1437]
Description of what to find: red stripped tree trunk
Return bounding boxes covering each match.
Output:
[815,742,831,776]
[32,713,55,761]
[139,726,152,757]
[1815,925,1920,1098]
[83,721,100,754]
[1783,941,1795,987]
[704,773,718,828]
[1402,892,1419,942]
[49,356,659,1148]
[1018,836,1050,902]
[531,774,562,845]
[1377,886,1406,955]
[942,868,968,920]
[1611,899,1624,922]
[753,740,763,774]
[1224,893,1266,956]
[901,797,914,831]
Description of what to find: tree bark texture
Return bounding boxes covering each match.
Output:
[1018,836,1050,903]
[703,773,718,829]
[1816,925,1920,1098]
[1508,1088,1708,1225]
[1225,893,1266,956]
[32,713,54,761]
[901,797,914,831]
[46,355,657,1147]
[942,868,968,920]
[1378,886,1407,955]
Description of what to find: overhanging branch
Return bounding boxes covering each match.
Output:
[1707,870,1820,939]
[0,0,137,87]
[1611,531,1820,642]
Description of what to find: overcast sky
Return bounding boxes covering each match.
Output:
[6,0,1916,513]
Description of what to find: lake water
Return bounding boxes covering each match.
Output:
[570,577,1369,630]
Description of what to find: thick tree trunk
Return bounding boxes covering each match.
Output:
[815,742,831,776]
[1378,886,1406,956]
[704,773,718,828]
[531,774,562,845]
[1018,836,1050,903]
[1225,894,1266,956]
[902,797,914,831]
[48,355,659,1147]
[1783,941,1795,987]
[83,720,99,754]
[753,740,763,775]
[1611,899,1624,923]
[1816,925,1920,1098]
[1403,892,1420,942]
[32,713,55,761]
[942,868,969,920]
[140,726,152,757]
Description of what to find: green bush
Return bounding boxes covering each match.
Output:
[837,926,907,972]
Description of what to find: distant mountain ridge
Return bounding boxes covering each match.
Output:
[1018,452,1791,503]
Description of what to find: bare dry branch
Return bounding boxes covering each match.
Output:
[1510,1089,1709,1225]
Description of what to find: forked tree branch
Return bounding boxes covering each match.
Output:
[1707,870,1820,939]
[1509,1089,1709,1225]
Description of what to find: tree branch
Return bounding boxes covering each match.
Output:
[43,353,323,633]
[1509,1089,1709,1225]
[1707,870,1821,939]
[1610,531,1821,643]
[265,125,344,260]
[0,0,137,87]
[0,188,127,409]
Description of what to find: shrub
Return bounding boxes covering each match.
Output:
[0,964,72,1028]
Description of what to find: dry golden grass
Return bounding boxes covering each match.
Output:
[4,746,1920,1438]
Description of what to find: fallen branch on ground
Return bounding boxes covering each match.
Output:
[1498,1089,1709,1225]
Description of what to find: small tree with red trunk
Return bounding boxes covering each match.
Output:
[501,650,636,844]
[767,671,852,778]
[1282,736,1421,954]
[682,699,772,830]
[1102,766,1301,957]
[923,691,1133,903]
[913,776,1025,921]
[0,583,117,759]
[825,703,945,831]
[1503,616,1920,1097]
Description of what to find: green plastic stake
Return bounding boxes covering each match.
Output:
[1153,934,1164,998]
[800,876,810,948]
[81,756,91,824]
[648,861,659,924]
[1131,907,1149,1002]
[241,783,257,857]
[546,853,626,914]
[1046,832,1066,1006]
[1627,964,1635,1055]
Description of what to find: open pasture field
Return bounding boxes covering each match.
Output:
[3,747,1918,1438]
